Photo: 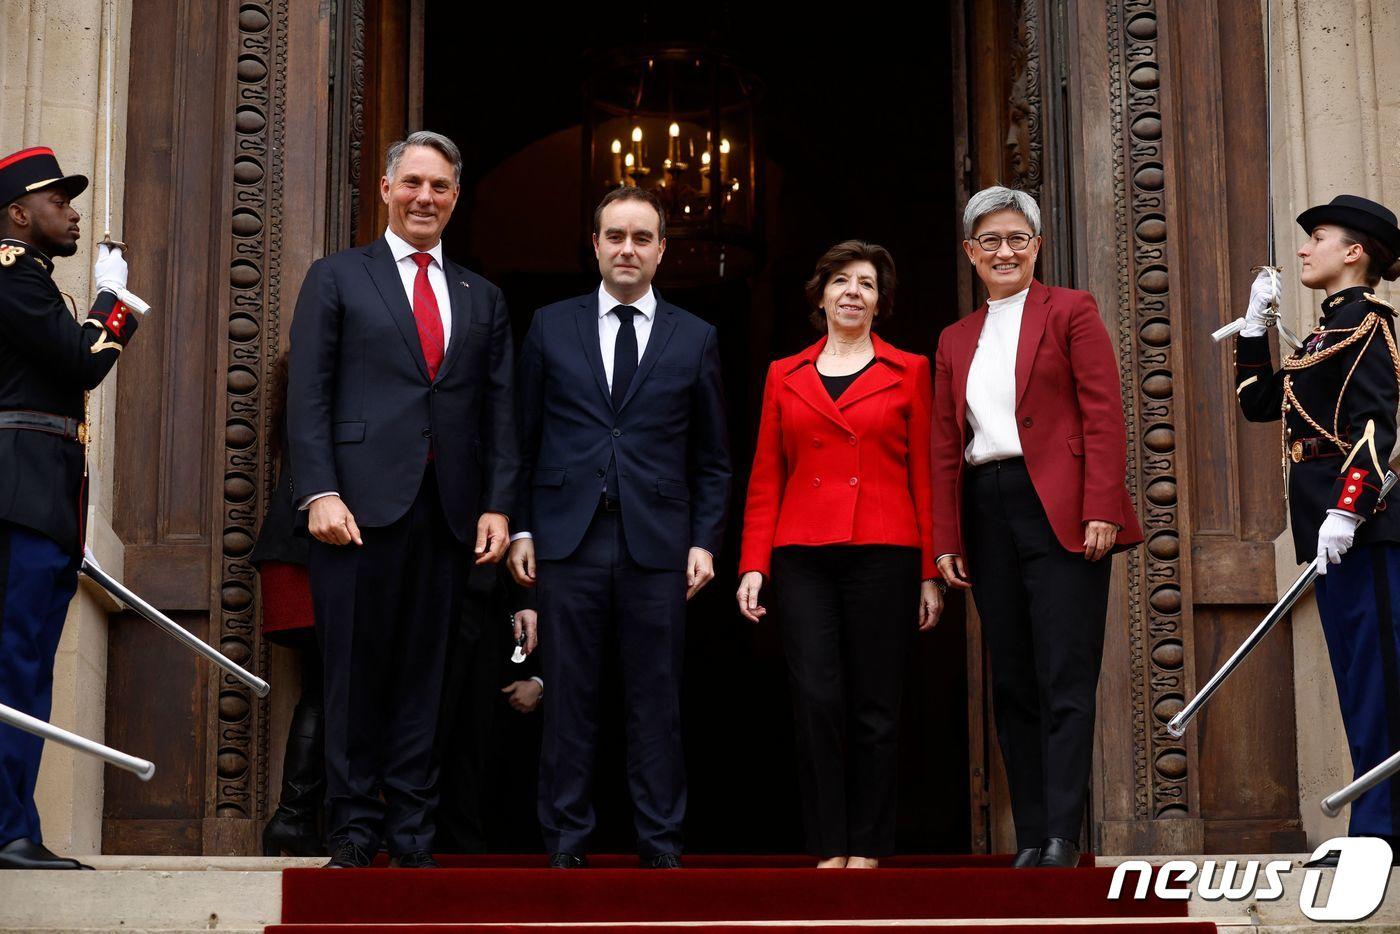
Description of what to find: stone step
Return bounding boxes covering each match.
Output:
[0,855,1392,932]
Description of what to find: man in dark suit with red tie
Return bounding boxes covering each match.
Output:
[508,186,731,868]
[288,131,518,869]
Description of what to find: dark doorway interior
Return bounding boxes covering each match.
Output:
[423,4,969,854]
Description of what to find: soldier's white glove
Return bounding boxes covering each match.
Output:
[93,243,128,293]
[1315,510,1363,574]
[1241,268,1280,338]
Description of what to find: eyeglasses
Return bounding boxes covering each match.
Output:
[970,233,1035,252]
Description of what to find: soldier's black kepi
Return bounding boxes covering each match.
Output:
[1297,194,1400,257]
[0,147,89,208]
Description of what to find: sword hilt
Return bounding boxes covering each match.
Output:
[99,233,129,254]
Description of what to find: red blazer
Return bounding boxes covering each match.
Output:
[931,280,1143,559]
[740,334,937,580]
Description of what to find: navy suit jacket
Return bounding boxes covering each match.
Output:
[516,289,731,570]
[287,236,519,543]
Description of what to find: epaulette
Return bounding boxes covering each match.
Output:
[0,242,25,268]
[1365,292,1395,314]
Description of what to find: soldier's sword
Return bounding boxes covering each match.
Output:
[0,700,154,781]
[82,549,270,698]
[99,0,127,253]
[1168,468,1399,738]
[1323,746,1400,818]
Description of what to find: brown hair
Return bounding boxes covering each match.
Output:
[804,240,897,330]
[1337,227,1400,286]
[593,187,666,240]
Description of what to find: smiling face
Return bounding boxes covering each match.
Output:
[4,188,81,257]
[593,198,665,301]
[821,260,879,336]
[964,208,1040,299]
[380,144,459,250]
[1298,224,1367,292]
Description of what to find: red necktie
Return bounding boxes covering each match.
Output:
[410,252,445,380]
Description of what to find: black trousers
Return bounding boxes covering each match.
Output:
[963,458,1111,849]
[308,470,464,856]
[536,504,686,858]
[771,544,919,858]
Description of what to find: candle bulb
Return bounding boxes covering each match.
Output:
[624,152,635,187]
[700,149,711,195]
[611,138,623,186]
[668,121,680,168]
[631,126,643,172]
[720,138,731,185]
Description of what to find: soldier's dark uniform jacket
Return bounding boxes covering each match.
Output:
[1236,285,1400,563]
[0,237,140,554]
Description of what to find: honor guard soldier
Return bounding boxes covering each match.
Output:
[1236,195,1400,865]
[0,147,146,870]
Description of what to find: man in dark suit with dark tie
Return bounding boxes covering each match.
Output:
[288,131,518,869]
[508,186,731,868]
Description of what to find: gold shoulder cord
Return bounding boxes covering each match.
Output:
[1279,311,1400,488]
[60,290,92,451]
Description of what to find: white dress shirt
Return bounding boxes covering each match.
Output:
[597,282,657,389]
[299,229,453,510]
[964,286,1029,466]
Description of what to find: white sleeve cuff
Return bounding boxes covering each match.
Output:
[510,531,533,542]
[297,491,338,511]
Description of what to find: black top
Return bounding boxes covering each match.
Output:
[818,357,877,400]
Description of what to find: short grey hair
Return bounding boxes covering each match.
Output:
[384,131,462,185]
[962,185,1041,239]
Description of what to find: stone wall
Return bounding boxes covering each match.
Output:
[0,0,132,855]
[1270,0,1400,846]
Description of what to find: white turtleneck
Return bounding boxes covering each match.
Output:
[964,286,1029,465]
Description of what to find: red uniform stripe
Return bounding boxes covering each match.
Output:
[0,146,56,172]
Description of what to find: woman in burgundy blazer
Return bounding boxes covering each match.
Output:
[931,186,1142,869]
[737,240,942,867]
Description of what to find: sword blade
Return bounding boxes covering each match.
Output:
[0,701,154,781]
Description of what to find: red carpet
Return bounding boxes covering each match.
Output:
[273,926,1215,933]
[371,852,1095,869]
[278,864,1192,926]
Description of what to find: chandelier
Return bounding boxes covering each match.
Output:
[584,46,762,285]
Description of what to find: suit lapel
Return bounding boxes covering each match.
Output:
[433,262,473,384]
[837,359,901,410]
[575,296,612,407]
[952,310,985,426]
[1014,281,1051,409]
[618,299,678,412]
[363,238,430,382]
[784,339,852,432]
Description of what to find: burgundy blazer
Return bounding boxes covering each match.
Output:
[740,334,936,580]
[931,280,1143,559]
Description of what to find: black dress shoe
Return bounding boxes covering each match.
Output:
[549,852,586,868]
[392,850,438,868]
[1011,847,1042,868]
[646,853,682,868]
[323,838,373,869]
[1037,837,1080,868]
[0,838,92,870]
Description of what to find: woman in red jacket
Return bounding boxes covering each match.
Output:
[737,240,943,868]
[931,186,1142,869]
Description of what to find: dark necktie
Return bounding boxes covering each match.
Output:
[611,305,638,409]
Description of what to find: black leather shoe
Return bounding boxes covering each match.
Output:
[549,852,586,868]
[1011,847,1042,868]
[392,850,438,868]
[0,838,92,870]
[646,853,682,868]
[323,838,372,869]
[1037,837,1080,868]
